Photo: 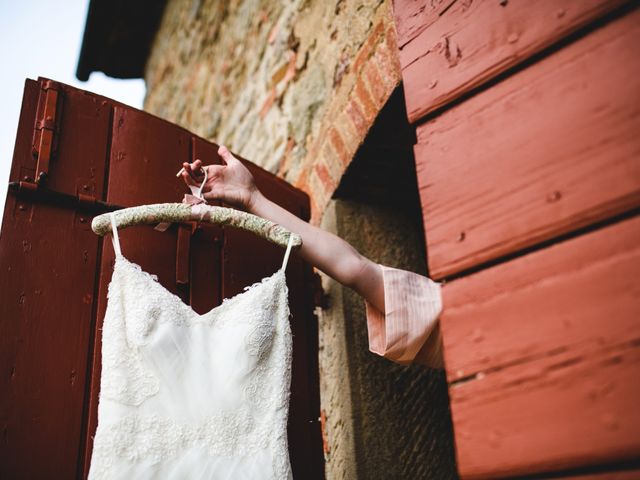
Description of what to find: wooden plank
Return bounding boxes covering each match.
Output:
[442,214,640,382]
[415,8,640,279]
[440,215,640,478]
[547,470,640,480]
[391,0,456,48]
[0,202,101,479]
[0,79,107,479]
[451,346,640,479]
[107,106,191,206]
[399,0,629,123]
[40,79,112,200]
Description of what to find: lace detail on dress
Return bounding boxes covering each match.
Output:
[245,320,276,358]
[100,264,160,406]
[115,255,284,333]
[90,411,263,478]
[90,253,294,479]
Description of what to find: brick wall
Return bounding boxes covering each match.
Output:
[144,0,401,224]
[318,198,456,479]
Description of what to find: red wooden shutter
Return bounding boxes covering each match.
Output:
[0,77,324,479]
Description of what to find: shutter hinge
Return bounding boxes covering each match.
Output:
[31,79,63,186]
[77,192,97,208]
[7,181,118,213]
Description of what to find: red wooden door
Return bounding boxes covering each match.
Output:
[0,77,324,479]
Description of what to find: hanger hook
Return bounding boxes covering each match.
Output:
[196,167,208,200]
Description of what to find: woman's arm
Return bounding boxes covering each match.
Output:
[251,189,385,312]
[181,146,385,313]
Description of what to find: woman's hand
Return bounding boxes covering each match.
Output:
[180,145,385,313]
[180,145,261,211]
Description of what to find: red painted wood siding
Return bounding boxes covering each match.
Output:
[394,0,629,122]
[391,0,640,478]
[443,215,640,477]
[415,6,640,279]
[0,78,324,479]
[549,471,640,480]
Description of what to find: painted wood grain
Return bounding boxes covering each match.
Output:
[398,0,629,123]
[415,7,640,279]
[0,80,113,479]
[549,470,640,480]
[391,0,455,48]
[440,215,640,478]
[441,214,640,382]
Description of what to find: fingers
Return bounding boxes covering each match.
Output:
[202,185,225,202]
[180,154,234,182]
[218,145,239,165]
[186,159,203,177]
[179,158,229,194]
[180,159,204,184]
[180,171,196,187]
[218,145,230,159]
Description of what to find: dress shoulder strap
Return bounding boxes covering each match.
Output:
[109,212,122,257]
[281,233,295,271]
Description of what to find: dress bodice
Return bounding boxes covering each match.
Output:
[88,213,295,479]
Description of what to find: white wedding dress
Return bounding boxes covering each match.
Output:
[88,213,295,479]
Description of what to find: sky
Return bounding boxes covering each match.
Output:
[0,0,146,225]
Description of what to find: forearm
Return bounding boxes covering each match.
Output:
[249,192,385,312]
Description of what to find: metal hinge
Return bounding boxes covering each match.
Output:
[8,181,119,213]
[30,79,62,186]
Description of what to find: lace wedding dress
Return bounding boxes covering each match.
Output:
[88,213,295,479]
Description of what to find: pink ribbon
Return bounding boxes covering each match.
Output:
[153,185,209,232]
[182,193,206,205]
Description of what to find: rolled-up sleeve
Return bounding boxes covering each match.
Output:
[364,264,444,369]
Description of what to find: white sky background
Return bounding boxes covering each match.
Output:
[0,0,146,225]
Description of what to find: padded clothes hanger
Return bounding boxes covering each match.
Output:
[91,167,302,249]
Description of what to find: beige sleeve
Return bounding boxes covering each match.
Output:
[364,264,444,369]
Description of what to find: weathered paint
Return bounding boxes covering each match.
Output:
[415,6,640,279]
[441,214,640,477]
[0,79,108,480]
[546,470,640,480]
[392,0,456,48]
[394,0,630,122]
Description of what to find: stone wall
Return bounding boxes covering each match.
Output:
[319,198,457,479]
[314,87,457,478]
[144,0,400,223]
